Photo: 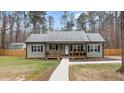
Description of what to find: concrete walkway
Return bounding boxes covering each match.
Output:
[49,58,69,81]
[69,60,121,65]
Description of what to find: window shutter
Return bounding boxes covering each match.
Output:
[81,45,83,51]
[70,45,72,51]
[88,45,90,52]
[98,45,100,52]
[41,46,43,52]
[32,46,33,52]
[56,45,58,50]
[50,45,52,50]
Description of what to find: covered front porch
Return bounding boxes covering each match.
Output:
[45,43,87,59]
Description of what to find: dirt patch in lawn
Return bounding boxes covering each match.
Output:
[69,63,124,81]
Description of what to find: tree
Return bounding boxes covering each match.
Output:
[47,16,54,31]
[77,13,88,31]
[117,11,124,73]
[60,12,75,31]
[60,11,68,31]
[96,11,105,33]
[28,11,46,34]
[0,11,8,49]
[114,11,121,48]
[14,11,22,42]
[66,13,75,31]
[66,21,74,31]
[23,11,27,40]
[23,11,30,40]
[8,14,14,43]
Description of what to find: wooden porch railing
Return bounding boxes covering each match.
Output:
[69,51,86,58]
[46,51,62,58]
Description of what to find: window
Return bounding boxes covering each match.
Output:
[34,46,37,52]
[73,45,77,51]
[88,45,100,52]
[50,45,58,51]
[37,46,40,52]
[94,46,98,52]
[71,45,84,52]
[77,46,81,51]
[31,45,43,52]
[90,45,94,52]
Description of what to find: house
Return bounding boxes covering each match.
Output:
[25,31,105,59]
[9,43,26,50]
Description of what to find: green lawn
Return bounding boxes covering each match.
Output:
[69,63,124,81]
[0,56,59,81]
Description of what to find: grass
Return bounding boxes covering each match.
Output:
[0,56,59,81]
[69,63,124,81]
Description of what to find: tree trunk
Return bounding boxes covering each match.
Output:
[10,23,14,43]
[1,12,7,49]
[1,26,6,49]
[23,11,27,41]
[33,23,36,33]
[16,22,20,42]
[115,12,119,48]
[117,11,124,73]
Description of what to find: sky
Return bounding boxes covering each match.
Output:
[46,11,83,30]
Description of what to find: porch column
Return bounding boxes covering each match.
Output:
[85,42,87,58]
[58,44,60,59]
[69,44,70,58]
[102,43,104,57]
[45,43,48,60]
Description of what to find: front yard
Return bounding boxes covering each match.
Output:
[69,63,124,81]
[0,56,59,81]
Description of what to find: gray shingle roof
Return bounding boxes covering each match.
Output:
[25,31,105,43]
[25,34,47,42]
[46,31,89,42]
[87,33,105,42]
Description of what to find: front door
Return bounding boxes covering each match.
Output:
[64,45,69,55]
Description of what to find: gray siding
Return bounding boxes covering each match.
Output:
[26,42,104,58]
[27,43,45,58]
[87,43,103,57]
